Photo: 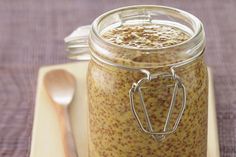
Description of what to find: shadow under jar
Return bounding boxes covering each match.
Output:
[70,5,208,157]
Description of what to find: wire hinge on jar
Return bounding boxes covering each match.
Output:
[129,67,187,141]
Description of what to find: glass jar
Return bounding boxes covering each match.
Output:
[65,5,208,157]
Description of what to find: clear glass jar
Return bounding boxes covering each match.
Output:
[66,5,208,157]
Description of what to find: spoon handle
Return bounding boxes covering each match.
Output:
[56,106,78,157]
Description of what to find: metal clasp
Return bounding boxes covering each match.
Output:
[129,67,186,141]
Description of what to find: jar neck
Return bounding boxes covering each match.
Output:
[89,5,206,69]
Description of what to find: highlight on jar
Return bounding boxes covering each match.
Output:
[63,5,219,157]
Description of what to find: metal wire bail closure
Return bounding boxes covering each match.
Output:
[129,68,187,141]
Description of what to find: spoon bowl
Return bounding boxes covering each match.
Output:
[44,70,76,106]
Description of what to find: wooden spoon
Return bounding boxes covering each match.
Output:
[44,69,78,157]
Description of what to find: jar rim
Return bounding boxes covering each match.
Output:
[89,5,205,69]
[91,5,203,52]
